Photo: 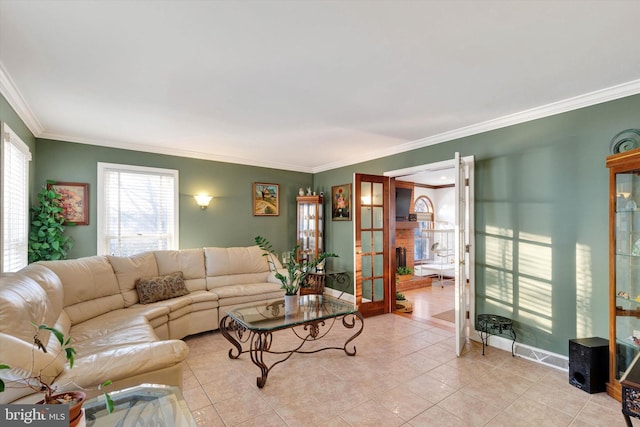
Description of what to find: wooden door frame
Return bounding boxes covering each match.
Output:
[355,173,392,317]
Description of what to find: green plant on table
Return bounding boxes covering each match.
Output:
[255,235,338,296]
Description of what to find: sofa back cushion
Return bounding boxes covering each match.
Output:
[108,252,159,307]
[39,256,124,325]
[154,249,206,292]
[204,246,282,288]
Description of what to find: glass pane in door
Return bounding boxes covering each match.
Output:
[372,182,383,205]
[373,230,383,252]
[363,279,372,300]
[373,207,383,228]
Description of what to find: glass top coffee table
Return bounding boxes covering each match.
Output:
[83,384,195,426]
[220,294,364,388]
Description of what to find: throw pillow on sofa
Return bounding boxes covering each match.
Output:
[135,271,189,304]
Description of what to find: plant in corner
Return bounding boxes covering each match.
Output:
[255,236,338,295]
[28,181,74,263]
[0,323,113,420]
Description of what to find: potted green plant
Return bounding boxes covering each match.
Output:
[255,236,338,312]
[396,266,413,282]
[0,323,113,425]
[395,291,413,313]
[28,181,74,263]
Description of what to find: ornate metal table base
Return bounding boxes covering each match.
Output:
[621,352,640,426]
[477,313,516,356]
[220,311,364,388]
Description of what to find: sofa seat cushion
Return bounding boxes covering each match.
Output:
[136,271,189,304]
[209,271,275,289]
[55,339,189,391]
[70,311,159,357]
[213,282,282,299]
[131,290,218,321]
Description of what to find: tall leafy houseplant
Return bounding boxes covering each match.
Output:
[28,182,74,263]
[255,235,338,295]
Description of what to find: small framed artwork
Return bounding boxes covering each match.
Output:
[253,182,279,216]
[332,183,352,221]
[48,181,89,225]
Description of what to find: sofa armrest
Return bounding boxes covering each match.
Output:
[0,332,65,403]
[267,270,286,286]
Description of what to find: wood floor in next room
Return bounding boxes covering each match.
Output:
[395,280,457,329]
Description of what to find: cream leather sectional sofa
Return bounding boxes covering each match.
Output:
[0,245,284,403]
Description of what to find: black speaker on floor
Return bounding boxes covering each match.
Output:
[569,337,609,393]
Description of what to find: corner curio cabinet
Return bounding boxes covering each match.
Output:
[296,195,323,263]
[607,147,640,400]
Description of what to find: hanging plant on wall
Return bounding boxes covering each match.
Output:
[28,181,74,262]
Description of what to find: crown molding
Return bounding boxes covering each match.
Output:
[38,131,314,173]
[0,61,43,136]
[312,79,640,173]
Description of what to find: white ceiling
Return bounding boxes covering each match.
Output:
[1,1,640,173]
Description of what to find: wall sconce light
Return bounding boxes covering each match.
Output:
[194,194,213,210]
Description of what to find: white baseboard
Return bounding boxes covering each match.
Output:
[471,334,569,371]
[324,287,355,303]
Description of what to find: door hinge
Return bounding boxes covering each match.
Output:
[465,244,471,253]
[465,178,469,186]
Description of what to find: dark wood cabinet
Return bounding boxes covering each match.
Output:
[607,147,640,401]
[296,195,323,263]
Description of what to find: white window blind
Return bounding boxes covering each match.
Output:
[1,123,31,272]
[97,163,178,256]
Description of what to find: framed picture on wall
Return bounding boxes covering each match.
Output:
[331,183,351,221]
[48,181,89,225]
[253,182,279,216]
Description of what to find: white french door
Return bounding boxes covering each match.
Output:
[455,153,474,356]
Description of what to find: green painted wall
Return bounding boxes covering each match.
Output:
[315,94,640,355]
[34,139,312,258]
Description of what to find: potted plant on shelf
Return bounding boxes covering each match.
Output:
[0,323,113,426]
[28,181,74,263]
[396,266,413,282]
[255,236,338,313]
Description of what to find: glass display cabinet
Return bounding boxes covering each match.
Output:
[607,147,640,401]
[297,195,323,263]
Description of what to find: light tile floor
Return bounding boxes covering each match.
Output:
[182,285,633,426]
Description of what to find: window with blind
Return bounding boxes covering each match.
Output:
[1,123,32,272]
[97,163,179,256]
